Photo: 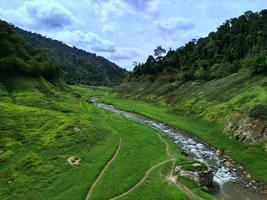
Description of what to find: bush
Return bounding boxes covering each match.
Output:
[248,104,267,120]
[0,57,30,75]
[194,67,207,80]
[244,52,267,75]
[209,62,236,78]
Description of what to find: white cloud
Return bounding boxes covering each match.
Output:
[102,23,119,35]
[154,17,194,36]
[91,0,127,23]
[0,0,76,30]
[55,30,116,53]
[89,0,168,22]
[109,47,138,61]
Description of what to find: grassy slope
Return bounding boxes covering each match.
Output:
[93,85,267,185]
[118,73,267,122]
[0,81,215,199]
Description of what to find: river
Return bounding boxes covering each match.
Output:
[91,99,266,200]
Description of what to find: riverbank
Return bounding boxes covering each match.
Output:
[77,86,267,193]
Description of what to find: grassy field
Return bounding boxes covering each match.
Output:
[83,86,267,185]
[0,80,215,199]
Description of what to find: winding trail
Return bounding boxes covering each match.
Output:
[87,103,204,200]
[108,125,204,200]
[85,137,121,200]
[110,159,175,200]
[109,130,176,200]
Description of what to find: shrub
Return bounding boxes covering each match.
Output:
[209,62,236,78]
[194,67,207,80]
[248,104,267,120]
[244,52,267,75]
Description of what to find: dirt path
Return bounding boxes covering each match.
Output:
[87,107,203,200]
[110,159,175,200]
[109,127,203,200]
[85,137,121,200]
[109,129,176,200]
[155,131,172,158]
[156,132,204,200]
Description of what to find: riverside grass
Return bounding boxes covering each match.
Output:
[0,81,215,199]
[83,86,267,185]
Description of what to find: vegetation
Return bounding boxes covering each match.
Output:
[0,84,216,199]
[0,20,62,81]
[130,10,267,80]
[12,25,126,86]
[1,18,215,200]
[117,10,267,130]
[180,162,208,172]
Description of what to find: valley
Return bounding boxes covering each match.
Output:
[1,5,267,200]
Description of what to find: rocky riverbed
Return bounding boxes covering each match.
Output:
[91,99,267,200]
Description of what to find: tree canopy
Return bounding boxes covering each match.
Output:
[131,10,267,81]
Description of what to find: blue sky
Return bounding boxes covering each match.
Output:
[0,0,266,70]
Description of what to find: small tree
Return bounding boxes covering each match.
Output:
[154,45,166,61]
[132,61,138,68]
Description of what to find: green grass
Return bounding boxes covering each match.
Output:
[90,113,167,200]
[84,86,267,185]
[0,81,215,199]
[118,162,190,200]
[117,73,267,121]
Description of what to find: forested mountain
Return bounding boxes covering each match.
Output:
[0,20,62,81]
[117,10,267,144]
[13,26,126,86]
[130,10,267,80]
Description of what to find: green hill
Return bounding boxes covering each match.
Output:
[0,20,62,81]
[13,25,126,86]
[117,10,267,144]
[0,20,69,95]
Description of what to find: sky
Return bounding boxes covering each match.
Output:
[0,0,266,70]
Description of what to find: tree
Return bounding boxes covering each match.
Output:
[132,61,138,68]
[154,45,166,61]
[247,52,267,75]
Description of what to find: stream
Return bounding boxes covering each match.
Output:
[91,99,266,200]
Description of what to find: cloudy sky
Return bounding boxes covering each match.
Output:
[0,0,266,70]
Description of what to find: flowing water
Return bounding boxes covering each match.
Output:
[91,99,266,200]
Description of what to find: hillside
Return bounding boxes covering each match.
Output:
[13,26,126,86]
[117,10,267,144]
[0,20,68,93]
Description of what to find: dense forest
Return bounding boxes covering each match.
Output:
[13,26,126,86]
[0,20,62,81]
[130,10,267,81]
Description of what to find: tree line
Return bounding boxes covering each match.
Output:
[131,10,267,81]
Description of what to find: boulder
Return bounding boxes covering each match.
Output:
[74,127,81,132]
[177,164,213,191]
[215,150,221,156]
[67,156,81,166]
